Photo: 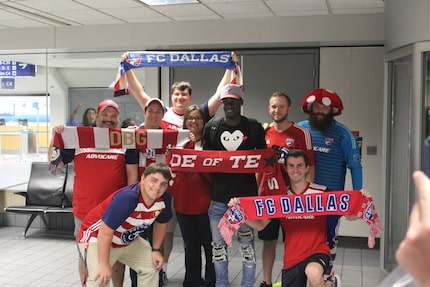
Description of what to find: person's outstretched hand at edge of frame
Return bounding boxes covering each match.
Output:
[396,170,430,287]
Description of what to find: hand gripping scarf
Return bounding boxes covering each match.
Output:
[114,51,237,97]
[218,192,384,249]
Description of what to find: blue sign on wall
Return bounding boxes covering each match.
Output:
[1,78,15,89]
[0,61,36,77]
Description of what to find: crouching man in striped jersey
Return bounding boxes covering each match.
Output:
[77,162,172,287]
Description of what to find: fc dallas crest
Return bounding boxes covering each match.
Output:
[324,137,334,146]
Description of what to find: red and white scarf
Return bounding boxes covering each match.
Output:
[218,191,384,248]
[50,126,189,172]
[52,126,189,150]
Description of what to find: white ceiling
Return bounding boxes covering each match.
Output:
[0,0,384,29]
[0,0,385,69]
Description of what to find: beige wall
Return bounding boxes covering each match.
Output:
[320,47,384,237]
[385,0,430,52]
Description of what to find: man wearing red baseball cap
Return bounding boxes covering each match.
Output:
[52,98,138,287]
[298,88,363,287]
[98,99,120,113]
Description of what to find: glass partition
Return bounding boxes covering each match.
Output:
[0,52,45,191]
[0,49,143,190]
[423,52,430,168]
[384,55,413,271]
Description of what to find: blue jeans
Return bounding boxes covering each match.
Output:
[208,200,256,287]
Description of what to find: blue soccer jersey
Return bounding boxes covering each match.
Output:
[298,120,362,191]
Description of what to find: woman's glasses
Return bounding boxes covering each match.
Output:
[186,117,203,122]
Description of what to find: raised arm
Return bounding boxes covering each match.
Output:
[67,102,83,125]
[121,53,151,111]
[207,52,240,117]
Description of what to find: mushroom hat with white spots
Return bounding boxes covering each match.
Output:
[301,88,344,116]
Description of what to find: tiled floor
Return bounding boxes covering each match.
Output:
[0,153,388,286]
[0,226,387,287]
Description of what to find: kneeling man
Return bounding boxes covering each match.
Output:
[78,162,172,287]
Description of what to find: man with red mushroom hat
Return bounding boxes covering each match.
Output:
[298,88,363,287]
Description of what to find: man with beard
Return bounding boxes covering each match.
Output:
[298,88,363,287]
[258,91,315,287]
[52,99,138,287]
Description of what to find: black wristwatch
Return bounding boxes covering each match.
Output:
[152,248,162,252]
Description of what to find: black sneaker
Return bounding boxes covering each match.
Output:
[260,281,272,287]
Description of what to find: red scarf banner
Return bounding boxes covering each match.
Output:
[53,126,189,150]
[50,127,189,173]
[218,191,384,248]
[166,147,276,174]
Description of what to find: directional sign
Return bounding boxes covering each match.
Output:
[1,78,15,89]
[0,61,36,77]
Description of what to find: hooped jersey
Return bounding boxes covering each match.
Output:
[161,107,184,130]
[78,182,172,247]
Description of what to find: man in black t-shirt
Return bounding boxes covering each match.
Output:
[202,84,266,287]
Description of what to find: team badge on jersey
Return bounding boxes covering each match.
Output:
[285,138,295,147]
[324,137,334,146]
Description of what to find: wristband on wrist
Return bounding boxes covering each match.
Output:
[151,248,162,252]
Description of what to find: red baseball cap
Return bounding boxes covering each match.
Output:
[98,99,120,113]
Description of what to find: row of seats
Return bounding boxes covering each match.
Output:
[0,119,28,126]
[3,162,74,236]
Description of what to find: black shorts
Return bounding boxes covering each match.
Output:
[257,218,285,241]
[282,253,331,287]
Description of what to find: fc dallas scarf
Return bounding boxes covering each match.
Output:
[50,126,189,172]
[218,192,384,248]
[166,147,276,174]
[114,51,236,96]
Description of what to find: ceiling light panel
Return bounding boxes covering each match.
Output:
[137,0,199,6]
